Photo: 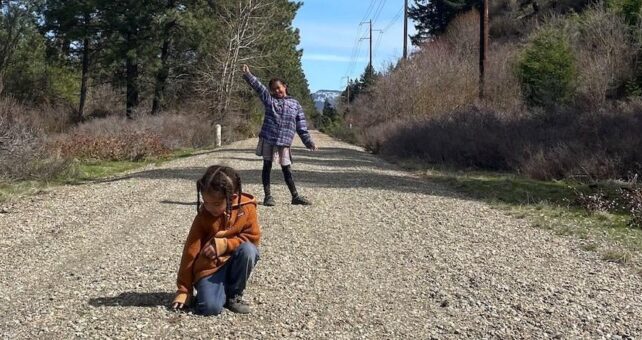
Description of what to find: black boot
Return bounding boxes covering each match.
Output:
[263,160,275,206]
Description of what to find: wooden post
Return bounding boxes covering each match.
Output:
[479,0,489,100]
[216,124,222,147]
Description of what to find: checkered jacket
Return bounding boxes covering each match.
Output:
[243,74,315,148]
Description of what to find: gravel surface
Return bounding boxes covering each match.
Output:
[1,131,641,339]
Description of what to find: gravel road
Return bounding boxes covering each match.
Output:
[1,132,641,339]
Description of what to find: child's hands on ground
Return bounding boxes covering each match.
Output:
[242,64,250,75]
[309,145,318,151]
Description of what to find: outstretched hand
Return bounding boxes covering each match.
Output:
[242,64,250,75]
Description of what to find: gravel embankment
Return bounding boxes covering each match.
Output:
[1,131,641,339]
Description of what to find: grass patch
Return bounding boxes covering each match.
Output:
[0,181,49,203]
[582,243,599,251]
[0,148,200,203]
[391,158,642,269]
[602,249,633,264]
[64,160,155,182]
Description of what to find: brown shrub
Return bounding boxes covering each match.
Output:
[484,43,524,113]
[351,11,481,130]
[50,112,219,161]
[84,84,125,119]
[52,132,170,161]
[0,96,74,133]
[0,98,69,180]
[621,186,642,228]
[570,6,636,107]
[365,103,642,180]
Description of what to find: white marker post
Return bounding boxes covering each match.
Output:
[215,124,222,147]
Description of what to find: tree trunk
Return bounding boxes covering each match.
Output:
[78,36,90,121]
[152,0,176,115]
[125,32,139,119]
[151,39,169,115]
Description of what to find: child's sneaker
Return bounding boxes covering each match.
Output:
[224,294,251,314]
[263,195,275,206]
[291,195,311,205]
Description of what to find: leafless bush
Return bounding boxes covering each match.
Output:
[570,5,636,107]
[484,43,524,113]
[84,84,125,119]
[0,98,68,180]
[50,112,219,161]
[51,132,170,161]
[621,185,642,228]
[351,11,480,130]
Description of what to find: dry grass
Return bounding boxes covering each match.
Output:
[49,112,219,161]
[0,98,69,181]
[569,6,636,107]
[347,6,641,182]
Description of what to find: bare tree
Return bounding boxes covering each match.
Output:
[197,0,272,118]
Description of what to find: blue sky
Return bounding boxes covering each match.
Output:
[293,1,416,92]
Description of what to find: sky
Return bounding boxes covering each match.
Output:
[293,1,416,92]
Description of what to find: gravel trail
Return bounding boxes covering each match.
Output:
[1,132,641,339]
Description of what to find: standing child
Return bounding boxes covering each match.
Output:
[242,64,318,207]
[172,165,261,315]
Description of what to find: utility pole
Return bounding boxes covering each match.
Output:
[360,20,382,69]
[403,0,408,59]
[479,0,489,99]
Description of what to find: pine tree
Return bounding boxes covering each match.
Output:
[43,0,102,119]
[322,98,337,121]
[97,0,165,117]
[408,0,475,45]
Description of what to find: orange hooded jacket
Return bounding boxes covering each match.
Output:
[173,193,260,305]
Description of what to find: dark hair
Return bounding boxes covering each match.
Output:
[269,78,288,95]
[196,165,242,224]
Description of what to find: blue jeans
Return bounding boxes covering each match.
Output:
[195,242,259,316]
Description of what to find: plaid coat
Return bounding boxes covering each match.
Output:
[243,74,315,148]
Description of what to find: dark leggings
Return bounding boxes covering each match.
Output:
[262,160,298,197]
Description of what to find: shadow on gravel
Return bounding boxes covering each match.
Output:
[223,147,379,168]
[89,292,173,308]
[161,200,197,206]
[99,146,447,196]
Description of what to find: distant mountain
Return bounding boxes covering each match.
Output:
[311,90,342,112]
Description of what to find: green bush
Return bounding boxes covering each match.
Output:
[608,0,642,25]
[517,28,577,107]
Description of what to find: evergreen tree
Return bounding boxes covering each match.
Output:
[408,0,475,45]
[257,0,315,115]
[359,63,378,91]
[322,98,337,121]
[43,0,102,119]
[0,0,37,95]
[97,0,165,117]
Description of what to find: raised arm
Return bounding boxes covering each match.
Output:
[295,103,316,150]
[242,64,271,106]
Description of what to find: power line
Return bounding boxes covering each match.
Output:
[346,1,379,79]
[373,31,384,58]
[372,0,387,24]
[359,1,377,23]
[382,6,403,32]
[372,0,386,24]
